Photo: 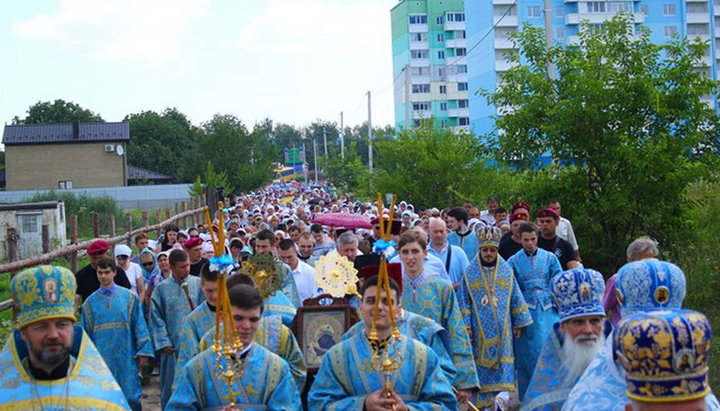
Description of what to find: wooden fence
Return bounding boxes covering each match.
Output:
[0,197,208,314]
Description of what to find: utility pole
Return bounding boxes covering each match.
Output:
[302,143,308,183]
[367,91,373,171]
[543,0,555,78]
[323,127,328,157]
[313,138,318,184]
[340,111,345,159]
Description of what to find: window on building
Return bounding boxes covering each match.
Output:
[411,33,426,42]
[413,119,421,127]
[608,2,632,13]
[438,50,445,59]
[58,180,73,189]
[439,85,447,94]
[556,27,565,39]
[457,64,468,74]
[20,215,39,233]
[586,2,606,13]
[447,12,465,22]
[440,120,448,129]
[459,117,470,126]
[663,4,676,16]
[458,82,468,91]
[687,24,708,35]
[456,30,466,39]
[437,67,446,77]
[458,99,469,108]
[411,67,428,76]
[528,6,541,18]
[437,33,444,42]
[412,102,430,111]
[456,48,467,56]
[440,102,448,111]
[664,25,678,37]
[687,3,707,13]
[411,50,429,59]
[556,6,564,17]
[436,16,444,25]
[640,5,649,15]
[409,14,428,25]
[412,84,430,93]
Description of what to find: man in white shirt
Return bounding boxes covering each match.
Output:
[277,238,318,306]
[427,218,469,289]
[547,200,579,257]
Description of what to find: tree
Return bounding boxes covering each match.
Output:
[125,108,201,183]
[13,99,103,124]
[483,14,720,270]
[322,141,370,194]
[371,120,503,208]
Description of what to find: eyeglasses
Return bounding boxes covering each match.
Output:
[116,255,129,260]
[142,262,155,267]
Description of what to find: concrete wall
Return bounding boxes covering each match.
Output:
[6,142,126,189]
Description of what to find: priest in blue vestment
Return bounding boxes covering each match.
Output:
[563,259,720,410]
[308,273,457,410]
[80,257,154,410]
[457,226,533,409]
[168,284,301,410]
[0,265,130,410]
[523,268,609,411]
[507,222,562,399]
[396,230,479,403]
[149,249,205,409]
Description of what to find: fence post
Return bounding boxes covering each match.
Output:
[165,209,171,220]
[92,212,100,238]
[142,212,149,228]
[125,214,132,246]
[156,209,162,238]
[42,225,50,253]
[109,215,116,237]
[7,228,18,262]
[181,201,187,228]
[70,215,78,273]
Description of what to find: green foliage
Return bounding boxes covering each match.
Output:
[125,108,201,183]
[13,99,103,124]
[369,120,509,208]
[482,14,720,272]
[23,191,121,239]
[190,162,232,197]
[321,141,371,194]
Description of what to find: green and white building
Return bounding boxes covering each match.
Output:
[391,0,469,132]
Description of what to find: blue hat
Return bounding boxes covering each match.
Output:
[615,259,686,316]
[10,265,77,328]
[614,309,711,403]
[551,268,606,321]
[476,226,503,249]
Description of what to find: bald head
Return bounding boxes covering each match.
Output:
[429,218,448,247]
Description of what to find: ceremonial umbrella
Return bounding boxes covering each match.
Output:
[312,212,372,229]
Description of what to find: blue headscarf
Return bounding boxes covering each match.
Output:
[139,247,159,282]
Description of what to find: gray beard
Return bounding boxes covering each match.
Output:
[34,346,70,368]
[561,332,604,386]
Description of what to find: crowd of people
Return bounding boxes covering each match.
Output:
[0,180,716,410]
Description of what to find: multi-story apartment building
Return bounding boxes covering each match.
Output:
[391,0,471,132]
[465,0,720,137]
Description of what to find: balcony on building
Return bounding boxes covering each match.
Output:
[447,72,469,83]
[565,12,644,25]
[445,38,467,49]
[494,36,516,49]
[447,107,470,118]
[410,40,429,51]
[410,58,430,68]
[409,23,428,33]
[686,12,710,24]
[494,14,518,27]
[411,110,432,120]
[453,125,470,133]
[492,0,516,4]
[410,74,431,84]
[495,59,518,72]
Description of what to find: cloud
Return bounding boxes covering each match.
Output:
[238,0,389,56]
[12,0,210,64]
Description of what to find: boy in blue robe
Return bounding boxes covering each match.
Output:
[0,265,130,410]
[308,274,457,410]
[168,284,301,410]
[80,257,154,410]
[507,222,562,399]
[457,226,533,409]
[446,206,480,261]
[149,249,205,409]
[397,230,479,403]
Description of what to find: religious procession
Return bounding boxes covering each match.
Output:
[0,181,716,411]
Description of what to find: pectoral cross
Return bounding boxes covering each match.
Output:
[481,286,498,307]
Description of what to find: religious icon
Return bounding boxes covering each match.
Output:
[674,349,695,373]
[654,286,670,304]
[43,278,58,303]
[580,282,591,301]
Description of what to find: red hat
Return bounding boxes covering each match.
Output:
[511,201,532,214]
[509,210,529,223]
[537,208,560,219]
[184,237,203,249]
[360,263,403,292]
[87,240,109,255]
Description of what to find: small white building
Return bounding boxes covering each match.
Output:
[0,201,67,261]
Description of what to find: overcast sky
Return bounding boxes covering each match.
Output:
[0,0,395,129]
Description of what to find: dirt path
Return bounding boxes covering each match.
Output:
[142,375,162,410]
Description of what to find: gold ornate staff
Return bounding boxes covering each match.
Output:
[205,204,245,409]
[181,282,195,310]
[368,193,402,410]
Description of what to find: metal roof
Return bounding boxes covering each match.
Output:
[2,122,130,145]
[0,200,63,211]
[127,165,171,181]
